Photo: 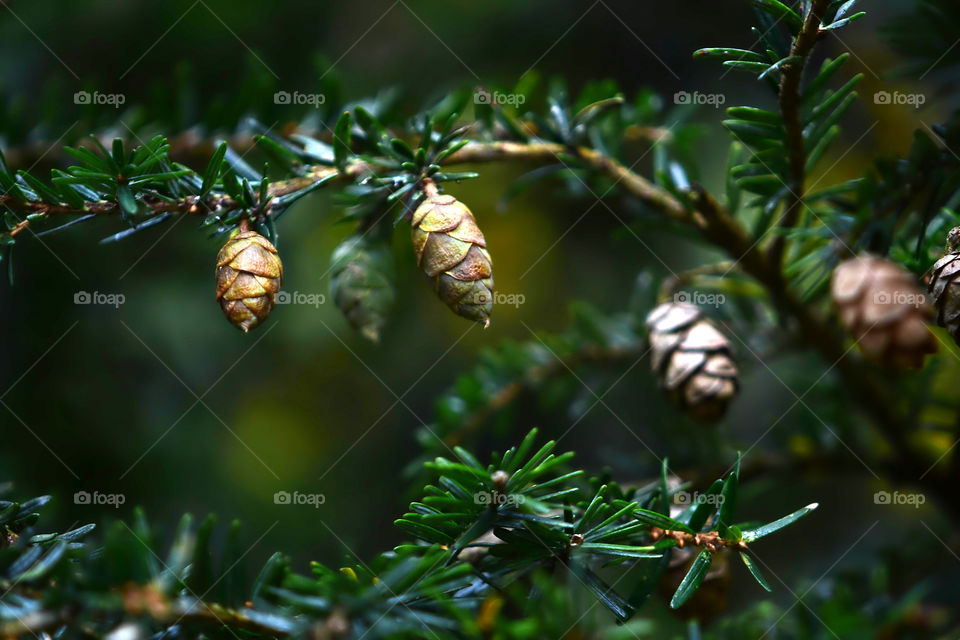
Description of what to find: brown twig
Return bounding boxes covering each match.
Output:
[769,0,832,268]
[650,528,748,553]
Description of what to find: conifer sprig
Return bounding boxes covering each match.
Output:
[1,431,816,637]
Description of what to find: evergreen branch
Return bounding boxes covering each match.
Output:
[0,125,677,171]
[0,128,946,514]
[445,131,955,514]
[692,193,908,439]
[1,6,957,635]
[0,167,346,239]
[770,0,832,266]
[1,432,817,637]
[1,139,687,242]
[1,75,955,520]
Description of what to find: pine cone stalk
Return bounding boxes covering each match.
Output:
[831,255,937,369]
[411,181,494,326]
[215,225,283,332]
[645,302,739,423]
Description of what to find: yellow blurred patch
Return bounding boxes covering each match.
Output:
[788,434,815,458]
[222,398,332,496]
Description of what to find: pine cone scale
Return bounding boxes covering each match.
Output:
[418,233,472,277]
[411,195,460,231]
[664,351,708,389]
[448,246,492,281]
[446,216,486,246]
[648,303,701,332]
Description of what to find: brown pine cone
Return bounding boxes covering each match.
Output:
[215,230,283,332]
[831,255,937,369]
[411,194,494,327]
[928,227,960,346]
[645,302,739,423]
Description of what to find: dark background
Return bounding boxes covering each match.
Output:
[0,0,948,625]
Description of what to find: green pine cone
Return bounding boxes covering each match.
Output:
[330,234,396,342]
[411,194,494,326]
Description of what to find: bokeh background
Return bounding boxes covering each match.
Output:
[0,0,951,628]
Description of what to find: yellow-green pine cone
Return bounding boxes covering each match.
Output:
[329,234,396,342]
[411,194,494,326]
[215,230,283,332]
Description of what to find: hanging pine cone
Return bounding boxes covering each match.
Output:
[831,255,937,369]
[411,192,494,327]
[329,234,396,342]
[645,302,739,423]
[928,226,960,346]
[215,229,283,332]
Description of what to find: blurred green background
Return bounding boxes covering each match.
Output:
[0,0,950,624]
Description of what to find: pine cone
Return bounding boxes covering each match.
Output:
[411,194,494,326]
[928,227,960,346]
[215,230,283,332]
[645,302,739,423]
[831,255,937,369]
[329,234,396,342]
